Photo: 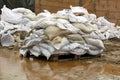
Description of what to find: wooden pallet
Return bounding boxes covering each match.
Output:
[37,53,101,61]
[49,53,80,61]
[21,51,101,61]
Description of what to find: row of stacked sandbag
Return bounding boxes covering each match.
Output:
[0,5,120,60]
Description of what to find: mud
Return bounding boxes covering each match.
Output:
[100,39,120,64]
[0,39,120,80]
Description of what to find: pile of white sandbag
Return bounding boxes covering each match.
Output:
[0,5,120,60]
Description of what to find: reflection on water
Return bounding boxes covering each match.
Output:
[0,48,120,80]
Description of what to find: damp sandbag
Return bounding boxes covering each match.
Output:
[29,45,41,57]
[24,38,41,48]
[40,47,51,60]
[52,37,69,50]
[61,43,87,51]
[34,19,56,29]
[19,48,29,57]
[87,49,103,55]
[70,48,87,55]
[68,13,88,23]
[39,43,55,54]
[72,22,93,33]
[45,26,71,40]
[85,38,105,49]
[1,33,15,47]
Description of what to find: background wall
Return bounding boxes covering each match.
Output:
[35,0,120,23]
[35,0,79,13]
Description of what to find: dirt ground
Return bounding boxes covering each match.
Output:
[100,39,120,64]
[0,39,120,80]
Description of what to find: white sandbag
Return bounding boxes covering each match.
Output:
[87,49,103,55]
[84,14,97,21]
[33,29,45,36]
[40,47,51,60]
[0,20,16,31]
[25,38,41,47]
[0,21,5,30]
[85,38,105,49]
[61,43,89,51]
[25,21,36,28]
[36,10,52,19]
[1,33,15,47]
[56,19,79,33]
[72,22,93,33]
[104,31,111,39]
[70,48,87,55]
[53,37,69,50]
[113,30,120,38]
[98,33,106,40]
[28,33,39,39]
[29,45,41,57]
[19,49,28,57]
[39,43,55,54]
[23,13,36,20]
[56,22,67,29]
[54,15,68,20]
[70,6,88,15]
[86,44,99,50]
[51,36,62,44]
[68,13,88,23]
[61,43,81,51]
[99,26,109,33]
[19,18,31,25]
[85,22,99,31]
[97,17,115,26]
[67,34,83,41]
[56,19,70,29]
[56,19,69,24]
[56,9,67,16]
[34,19,56,28]
[64,23,79,33]
[82,32,99,39]
[1,6,23,24]
[12,8,34,14]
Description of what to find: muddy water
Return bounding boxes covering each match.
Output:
[0,48,120,80]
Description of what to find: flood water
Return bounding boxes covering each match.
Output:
[0,48,120,80]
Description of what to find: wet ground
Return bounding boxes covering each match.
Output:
[0,39,120,80]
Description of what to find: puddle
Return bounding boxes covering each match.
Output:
[0,48,120,80]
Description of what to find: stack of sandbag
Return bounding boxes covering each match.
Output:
[0,5,120,60]
[0,5,36,47]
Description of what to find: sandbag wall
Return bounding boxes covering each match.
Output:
[0,5,120,60]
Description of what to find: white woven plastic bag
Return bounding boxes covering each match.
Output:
[1,6,22,24]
